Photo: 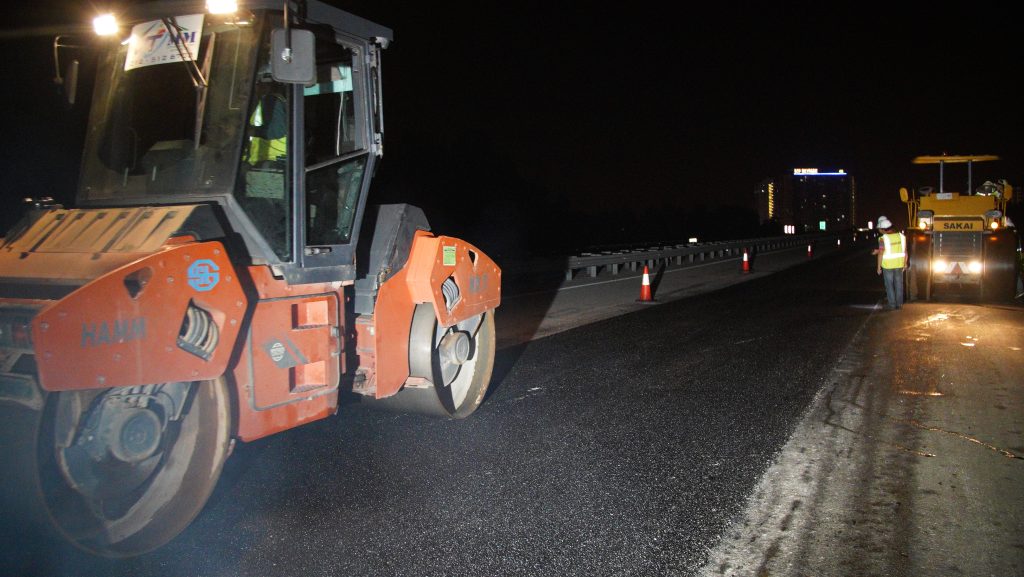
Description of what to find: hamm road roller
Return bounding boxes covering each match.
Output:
[0,0,500,556]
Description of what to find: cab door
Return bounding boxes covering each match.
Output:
[290,27,382,283]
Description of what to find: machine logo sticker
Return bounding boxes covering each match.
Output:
[263,339,298,369]
[188,259,220,292]
[468,272,489,294]
[81,318,146,348]
[269,342,286,362]
[938,220,981,231]
[125,14,205,71]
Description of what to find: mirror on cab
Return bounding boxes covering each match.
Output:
[62,59,80,106]
[53,34,81,108]
[271,28,315,84]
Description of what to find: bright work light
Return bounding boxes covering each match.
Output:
[206,0,238,14]
[93,13,118,36]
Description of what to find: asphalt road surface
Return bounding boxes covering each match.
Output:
[702,295,1024,577]
[4,247,1021,576]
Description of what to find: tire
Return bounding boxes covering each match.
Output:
[364,306,496,419]
[35,379,232,557]
[908,232,931,301]
[981,229,1018,303]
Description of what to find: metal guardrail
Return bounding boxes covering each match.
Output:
[563,231,856,281]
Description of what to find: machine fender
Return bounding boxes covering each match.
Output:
[372,231,501,398]
[32,241,247,391]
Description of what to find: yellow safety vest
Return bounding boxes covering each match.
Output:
[246,95,287,164]
[881,232,906,269]
[247,135,287,164]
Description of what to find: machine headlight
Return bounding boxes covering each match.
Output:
[93,13,118,36]
[968,261,983,274]
[932,259,947,273]
[206,0,238,14]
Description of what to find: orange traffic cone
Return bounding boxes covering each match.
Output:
[742,248,751,273]
[636,265,655,303]
[807,243,814,259]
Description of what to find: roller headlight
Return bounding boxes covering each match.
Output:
[93,14,118,36]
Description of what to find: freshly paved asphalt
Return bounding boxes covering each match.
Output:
[0,248,942,576]
[702,295,1024,577]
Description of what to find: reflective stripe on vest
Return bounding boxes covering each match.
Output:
[881,233,906,269]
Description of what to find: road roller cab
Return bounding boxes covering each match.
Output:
[0,0,500,557]
[900,154,1019,302]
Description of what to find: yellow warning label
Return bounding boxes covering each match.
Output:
[443,246,457,266]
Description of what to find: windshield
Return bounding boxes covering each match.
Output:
[78,14,259,202]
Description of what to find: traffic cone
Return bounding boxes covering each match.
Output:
[807,243,814,259]
[742,248,751,273]
[636,265,655,303]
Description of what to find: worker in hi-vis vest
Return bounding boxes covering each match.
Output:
[874,215,908,310]
[246,92,287,165]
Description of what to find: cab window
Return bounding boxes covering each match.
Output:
[235,19,291,260]
[304,35,367,247]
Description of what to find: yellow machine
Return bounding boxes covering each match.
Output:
[900,154,1019,301]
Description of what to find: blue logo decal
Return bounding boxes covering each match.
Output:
[188,259,220,292]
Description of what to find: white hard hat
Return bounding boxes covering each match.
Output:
[877,216,892,229]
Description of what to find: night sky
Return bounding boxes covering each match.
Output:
[1,1,1020,257]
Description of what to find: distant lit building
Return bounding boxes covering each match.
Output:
[754,178,779,225]
[755,169,856,232]
[789,168,855,232]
